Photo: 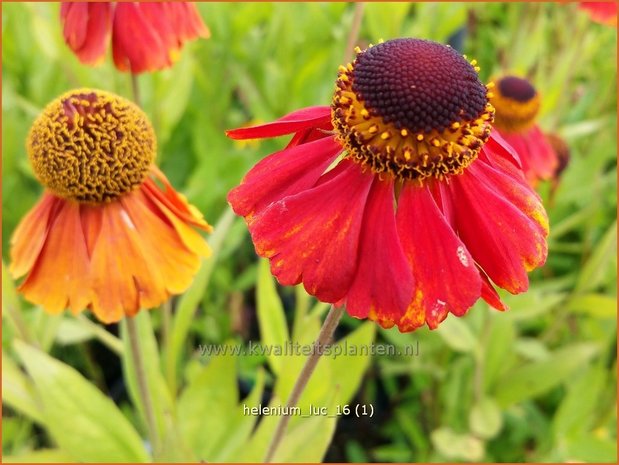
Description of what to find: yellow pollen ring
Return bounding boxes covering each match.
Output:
[27,88,156,203]
[488,79,541,133]
[331,60,495,184]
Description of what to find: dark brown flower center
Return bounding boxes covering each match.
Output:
[332,38,494,183]
[497,76,537,103]
[351,38,488,134]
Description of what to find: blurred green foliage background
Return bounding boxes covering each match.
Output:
[2,2,617,463]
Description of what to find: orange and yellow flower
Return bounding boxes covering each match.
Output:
[10,89,211,323]
[227,39,549,332]
[60,2,209,74]
[489,75,559,186]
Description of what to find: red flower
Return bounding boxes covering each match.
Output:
[60,2,209,74]
[10,89,211,323]
[489,75,559,186]
[227,39,549,332]
[579,2,617,26]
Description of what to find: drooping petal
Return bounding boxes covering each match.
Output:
[249,159,373,302]
[226,106,332,140]
[88,200,165,322]
[396,183,482,330]
[144,166,212,232]
[141,179,212,258]
[11,174,211,323]
[120,188,207,295]
[18,199,92,315]
[449,161,548,294]
[9,193,61,278]
[473,155,549,237]
[228,135,342,219]
[135,3,180,60]
[60,2,112,65]
[500,126,558,184]
[112,3,170,73]
[482,130,523,171]
[163,2,210,42]
[345,176,415,327]
[478,266,509,311]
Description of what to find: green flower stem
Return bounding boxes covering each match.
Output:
[343,2,365,63]
[76,314,123,355]
[264,304,345,463]
[131,73,141,107]
[126,315,160,458]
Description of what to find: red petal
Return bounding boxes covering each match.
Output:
[396,184,482,330]
[450,162,548,294]
[61,2,112,65]
[579,2,617,25]
[473,156,549,236]
[112,3,169,73]
[483,130,523,171]
[249,159,373,302]
[498,128,556,185]
[164,2,210,41]
[345,176,415,327]
[478,267,509,311]
[137,3,179,57]
[228,135,342,219]
[226,106,332,140]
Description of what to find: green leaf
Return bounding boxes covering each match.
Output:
[575,221,617,293]
[54,318,95,346]
[567,293,617,319]
[553,365,606,437]
[365,3,411,40]
[514,338,550,361]
[238,391,338,463]
[469,397,503,439]
[431,427,485,461]
[210,369,266,462]
[436,315,478,353]
[152,52,196,147]
[14,340,149,463]
[166,207,236,392]
[565,433,617,463]
[3,449,72,463]
[273,405,337,462]
[177,347,238,460]
[494,343,599,407]
[256,259,290,374]
[482,312,516,392]
[2,261,35,345]
[2,352,43,423]
[330,322,376,404]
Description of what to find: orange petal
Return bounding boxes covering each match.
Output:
[88,200,168,323]
[146,166,212,231]
[10,193,60,278]
[120,188,207,295]
[18,198,92,314]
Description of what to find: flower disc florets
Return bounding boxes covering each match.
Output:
[332,38,495,183]
[489,75,541,133]
[27,89,156,203]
